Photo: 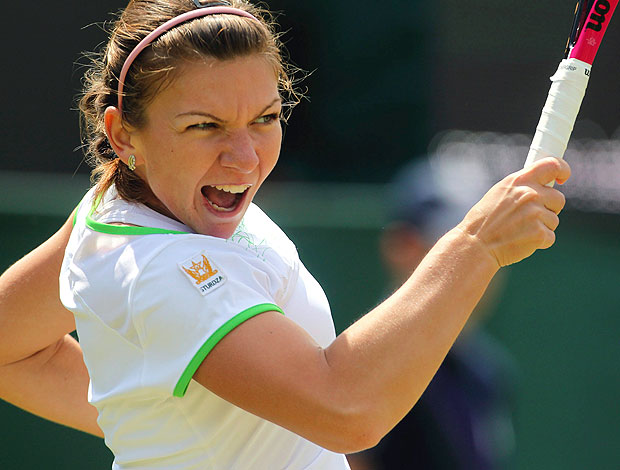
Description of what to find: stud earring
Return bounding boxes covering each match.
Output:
[127,155,136,171]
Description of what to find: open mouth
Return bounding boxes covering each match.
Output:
[201,184,251,213]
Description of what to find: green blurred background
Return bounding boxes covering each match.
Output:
[1,0,619,468]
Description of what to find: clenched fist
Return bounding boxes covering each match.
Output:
[457,157,571,267]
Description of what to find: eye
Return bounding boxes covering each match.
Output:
[254,113,280,125]
[188,122,219,131]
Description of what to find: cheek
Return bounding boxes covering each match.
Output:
[142,146,197,206]
[260,129,282,171]
[138,131,175,173]
[144,135,199,181]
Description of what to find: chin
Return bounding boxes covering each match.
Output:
[195,219,240,239]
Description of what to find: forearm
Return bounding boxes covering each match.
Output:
[200,229,500,453]
[324,228,499,440]
[322,158,570,441]
[0,334,103,437]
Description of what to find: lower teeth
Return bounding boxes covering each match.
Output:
[207,200,236,212]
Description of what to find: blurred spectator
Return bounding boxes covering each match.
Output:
[348,157,517,470]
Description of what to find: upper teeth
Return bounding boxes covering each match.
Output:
[213,185,250,194]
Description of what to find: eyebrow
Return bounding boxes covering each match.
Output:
[175,97,282,122]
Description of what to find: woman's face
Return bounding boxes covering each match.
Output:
[129,55,282,238]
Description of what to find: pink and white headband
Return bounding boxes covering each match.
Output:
[117,0,259,113]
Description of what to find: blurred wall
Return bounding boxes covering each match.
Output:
[432,1,620,137]
[0,0,433,182]
[485,211,620,470]
[6,1,617,182]
[1,2,125,174]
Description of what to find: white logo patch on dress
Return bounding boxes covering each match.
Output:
[178,252,226,296]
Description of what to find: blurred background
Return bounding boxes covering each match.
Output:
[1,0,619,468]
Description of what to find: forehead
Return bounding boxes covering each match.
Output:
[147,55,280,116]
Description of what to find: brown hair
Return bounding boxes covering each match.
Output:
[79,0,300,203]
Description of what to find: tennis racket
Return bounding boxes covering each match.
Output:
[524,0,618,172]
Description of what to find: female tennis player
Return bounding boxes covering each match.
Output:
[0,1,570,469]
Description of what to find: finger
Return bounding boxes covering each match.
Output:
[554,158,572,185]
[539,186,567,214]
[539,208,560,232]
[529,215,558,251]
[538,223,557,250]
[527,157,572,186]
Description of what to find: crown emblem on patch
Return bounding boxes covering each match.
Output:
[183,255,218,284]
[179,252,226,296]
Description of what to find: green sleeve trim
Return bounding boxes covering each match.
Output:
[85,217,188,235]
[85,192,188,235]
[173,303,284,398]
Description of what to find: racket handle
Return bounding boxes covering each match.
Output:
[525,58,591,170]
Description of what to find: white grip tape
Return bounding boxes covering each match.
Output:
[524,58,591,168]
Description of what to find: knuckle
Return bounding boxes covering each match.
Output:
[537,158,562,180]
[511,171,529,186]
[530,205,546,222]
[518,187,541,206]
[535,224,548,241]
[542,156,562,171]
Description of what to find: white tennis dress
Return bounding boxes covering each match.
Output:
[60,186,350,470]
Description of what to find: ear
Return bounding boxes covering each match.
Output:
[104,106,140,167]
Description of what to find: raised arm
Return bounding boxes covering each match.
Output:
[0,214,102,437]
[0,215,76,364]
[194,157,570,453]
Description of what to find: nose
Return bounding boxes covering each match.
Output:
[219,130,259,174]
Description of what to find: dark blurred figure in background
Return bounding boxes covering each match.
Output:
[348,157,517,470]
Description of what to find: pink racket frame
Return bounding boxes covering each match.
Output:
[570,0,619,64]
